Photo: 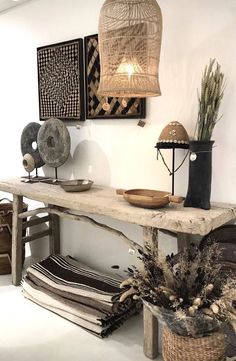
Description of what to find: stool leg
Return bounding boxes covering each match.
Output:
[12,194,23,286]
[143,227,159,359]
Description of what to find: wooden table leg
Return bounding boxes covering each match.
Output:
[177,232,191,252]
[12,194,23,286]
[49,206,60,254]
[143,227,159,359]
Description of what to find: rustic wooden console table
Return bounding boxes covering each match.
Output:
[0,178,236,359]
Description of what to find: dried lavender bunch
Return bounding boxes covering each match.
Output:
[120,242,236,336]
[196,58,225,141]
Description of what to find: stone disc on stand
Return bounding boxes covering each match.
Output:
[21,122,45,168]
[37,117,71,168]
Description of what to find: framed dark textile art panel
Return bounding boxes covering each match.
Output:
[84,34,146,119]
[37,39,85,121]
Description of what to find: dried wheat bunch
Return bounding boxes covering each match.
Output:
[196,58,225,141]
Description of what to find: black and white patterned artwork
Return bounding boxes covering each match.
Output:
[37,39,85,121]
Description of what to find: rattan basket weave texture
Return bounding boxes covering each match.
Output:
[162,327,226,361]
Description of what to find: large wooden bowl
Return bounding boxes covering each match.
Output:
[116,189,181,209]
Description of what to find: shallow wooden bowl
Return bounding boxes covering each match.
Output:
[116,189,171,209]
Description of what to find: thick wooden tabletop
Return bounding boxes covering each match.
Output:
[0,178,235,236]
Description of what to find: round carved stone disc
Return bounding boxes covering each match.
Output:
[21,122,45,168]
[37,117,71,168]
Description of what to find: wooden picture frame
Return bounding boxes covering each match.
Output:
[84,34,146,119]
[37,38,85,121]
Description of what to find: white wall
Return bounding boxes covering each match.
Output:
[0,0,235,271]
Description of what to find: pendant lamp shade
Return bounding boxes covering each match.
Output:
[98,0,163,98]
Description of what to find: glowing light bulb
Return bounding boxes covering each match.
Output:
[126,63,135,76]
[116,57,143,77]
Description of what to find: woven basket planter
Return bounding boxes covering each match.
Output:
[162,327,226,361]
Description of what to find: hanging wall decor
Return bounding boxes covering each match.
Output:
[37,39,85,121]
[84,34,146,119]
[98,0,162,98]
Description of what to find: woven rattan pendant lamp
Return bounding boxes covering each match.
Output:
[98,0,163,98]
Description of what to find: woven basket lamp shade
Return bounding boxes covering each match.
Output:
[98,0,163,98]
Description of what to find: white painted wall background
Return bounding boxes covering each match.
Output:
[0,0,235,272]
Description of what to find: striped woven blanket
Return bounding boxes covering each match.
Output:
[27,254,123,302]
[22,254,140,337]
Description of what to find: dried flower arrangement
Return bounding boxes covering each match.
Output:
[196,58,225,141]
[120,242,236,338]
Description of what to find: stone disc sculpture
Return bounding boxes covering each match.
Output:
[37,117,71,168]
[21,122,45,168]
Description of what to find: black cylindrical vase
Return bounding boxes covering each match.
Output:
[184,140,214,210]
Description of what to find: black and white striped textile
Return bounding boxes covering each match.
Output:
[22,254,140,337]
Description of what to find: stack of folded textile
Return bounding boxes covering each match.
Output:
[22,254,140,337]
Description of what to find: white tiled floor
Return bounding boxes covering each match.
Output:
[0,266,162,361]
